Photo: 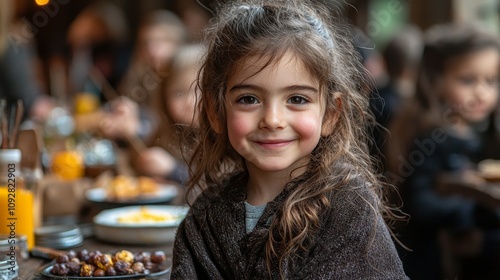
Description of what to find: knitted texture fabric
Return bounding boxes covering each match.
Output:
[172,173,408,279]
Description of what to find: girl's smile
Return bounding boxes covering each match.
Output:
[253,139,294,149]
[225,51,327,176]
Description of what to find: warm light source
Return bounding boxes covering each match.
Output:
[35,0,50,6]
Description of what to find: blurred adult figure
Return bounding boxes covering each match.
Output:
[0,0,54,122]
[67,0,130,99]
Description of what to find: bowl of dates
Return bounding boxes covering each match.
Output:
[40,249,170,279]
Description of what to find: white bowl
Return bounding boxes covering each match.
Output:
[93,205,189,245]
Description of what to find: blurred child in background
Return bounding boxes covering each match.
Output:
[370,25,423,166]
[119,9,187,107]
[91,10,187,146]
[131,44,206,184]
[387,24,500,280]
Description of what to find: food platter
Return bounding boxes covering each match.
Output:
[39,258,171,279]
[93,205,189,245]
[85,184,179,208]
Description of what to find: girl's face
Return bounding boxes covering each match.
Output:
[439,47,500,123]
[165,67,199,126]
[141,25,182,65]
[224,51,330,175]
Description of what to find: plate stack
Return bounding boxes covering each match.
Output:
[0,234,22,280]
[0,255,18,280]
[0,234,28,260]
[35,225,84,249]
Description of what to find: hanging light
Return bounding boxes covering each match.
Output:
[35,0,50,6]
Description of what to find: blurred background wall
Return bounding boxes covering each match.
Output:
[6,0,500,96]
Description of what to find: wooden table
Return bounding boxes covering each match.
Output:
[22,236,174,279]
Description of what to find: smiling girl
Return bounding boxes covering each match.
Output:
[171,0,407,279]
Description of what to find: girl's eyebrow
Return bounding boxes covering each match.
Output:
[228,84,319,93]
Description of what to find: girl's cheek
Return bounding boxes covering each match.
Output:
[227,113,253,138]
[293,114,323,138]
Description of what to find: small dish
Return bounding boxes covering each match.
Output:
[35,225,84,249]
[93,205,189,245]
[85,184,179,208]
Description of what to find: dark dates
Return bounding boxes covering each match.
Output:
[51,263,68,276]
[49,249,168,277]
[94,269,106,277]
[150,251,166,264]
[66,261,81,275]
[114,260,131,275]
[56,254,69,264]
[131,262,145,273]
[133,251,150,264]
[105,266,117,276]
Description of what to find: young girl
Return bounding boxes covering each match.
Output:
[386,24,500,279]
[132,44,205,184]
[171,1,407,279]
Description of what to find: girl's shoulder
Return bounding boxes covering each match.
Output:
[325,176,382,218]
[190,172,247,211]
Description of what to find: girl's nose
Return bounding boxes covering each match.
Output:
[260,104,285,131]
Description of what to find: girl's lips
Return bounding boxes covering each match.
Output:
[254,140,293,149]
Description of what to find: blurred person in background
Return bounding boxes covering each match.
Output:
[97,10,187,146]
[371,25,423,166]
[119,9,187,108]
[131,44,206,185]
[351,26,388,91]
[173,0,212,42]
[0,0,54,123]
[67,0,131,99]
[67,2,161,147]
[386,24,500,280]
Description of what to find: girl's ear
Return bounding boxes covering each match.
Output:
[321,93,341,137]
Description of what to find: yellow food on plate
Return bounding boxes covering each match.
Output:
[105,175,159,201]
[478,159,500,181]
[117,206,178,224]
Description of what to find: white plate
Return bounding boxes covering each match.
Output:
[85,184,179,206]
[93,205,189,244]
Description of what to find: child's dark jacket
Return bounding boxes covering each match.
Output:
[171,173,408,279]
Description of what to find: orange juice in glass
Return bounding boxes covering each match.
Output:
[0,149,35,250]
[0,149,34,251]
[0,186,34,251]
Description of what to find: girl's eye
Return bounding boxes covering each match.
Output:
[288,96,308,105]
[236,95,259,104]
[458,76,475,85]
